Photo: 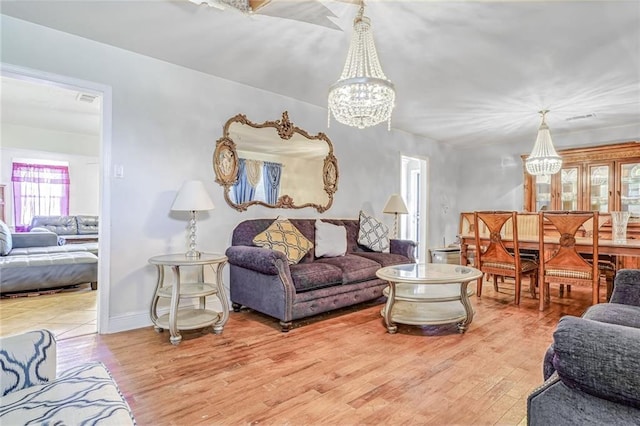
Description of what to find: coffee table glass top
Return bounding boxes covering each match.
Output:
[376,263,482,284]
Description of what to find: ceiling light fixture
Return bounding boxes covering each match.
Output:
[525,110,562,176]
[188,0,251,13]
[328,1,395,130]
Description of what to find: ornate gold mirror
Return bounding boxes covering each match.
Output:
[213,112,338,212]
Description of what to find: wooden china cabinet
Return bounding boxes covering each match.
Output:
[522,142,640,213]
[522,141,640,268]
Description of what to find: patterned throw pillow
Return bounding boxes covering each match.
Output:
[253,218,314,264]
[0,220,12,256]
[357,210,390,253]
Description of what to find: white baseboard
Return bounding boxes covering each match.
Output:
[103,310,154,334]
[102,299,225,334]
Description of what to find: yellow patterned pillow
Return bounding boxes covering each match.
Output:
[253,218,314,264]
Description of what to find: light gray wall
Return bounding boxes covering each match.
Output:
[1,15,458,332]
[455,127,640,215]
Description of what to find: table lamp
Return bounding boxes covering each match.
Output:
[383,194,408,238]
[171,180,215,258]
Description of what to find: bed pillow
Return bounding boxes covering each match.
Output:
[253,217,313,264]
[315,220,347,258]
[357,210,390,253]
[0,220,12,256]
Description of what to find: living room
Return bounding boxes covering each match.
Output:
[1,1,639,424]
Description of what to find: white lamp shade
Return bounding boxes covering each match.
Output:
[171,180,215,212]
[383,194,408,214]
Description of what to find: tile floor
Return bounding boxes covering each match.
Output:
[0,284,97,339]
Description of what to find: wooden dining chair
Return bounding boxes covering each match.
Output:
[459,212,478,266]
[473,211,538,305]
[538,211,600,311]
[582,212,617,300]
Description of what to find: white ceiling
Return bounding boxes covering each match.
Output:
[1,76,102,135]
[1,0,639,147]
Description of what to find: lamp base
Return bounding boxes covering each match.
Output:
[185,250,201,259]
[185,211,201,259]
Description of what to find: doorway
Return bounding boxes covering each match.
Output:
[400,155,429,263]
[0,64,111,338]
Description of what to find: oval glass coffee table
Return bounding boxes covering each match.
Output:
[376,263,483,334]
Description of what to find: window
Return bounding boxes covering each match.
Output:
[231,158,282,205]
[11,162,70,232]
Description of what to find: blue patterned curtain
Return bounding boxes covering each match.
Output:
[263,161,282,204]
[232,159,256,204]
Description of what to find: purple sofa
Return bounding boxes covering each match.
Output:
[226,219,416,331]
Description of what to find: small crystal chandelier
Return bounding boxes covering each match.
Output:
[525,110,562,176]
[328,2,395,130]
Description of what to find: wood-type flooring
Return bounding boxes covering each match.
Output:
[51,281,598,425]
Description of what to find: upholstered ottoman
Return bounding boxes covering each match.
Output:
[0,251,98,293]
[0,330,135,425]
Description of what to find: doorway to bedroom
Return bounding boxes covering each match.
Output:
[0,73,102,340]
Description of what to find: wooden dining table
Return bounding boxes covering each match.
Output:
[459,234,640,310]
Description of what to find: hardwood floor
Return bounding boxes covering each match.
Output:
[0,284,96,339]
[53,281,598,425]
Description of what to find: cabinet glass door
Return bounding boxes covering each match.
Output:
[619,162,640,215]
[588,165,610,212]
[560,167,580,210]
[535,175,552,211]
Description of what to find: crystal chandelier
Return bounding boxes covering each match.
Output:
[525,110,562,176]
[328,2,395,130]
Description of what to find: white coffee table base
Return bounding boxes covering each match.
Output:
[381,283,475,334]
[376,263,482,335]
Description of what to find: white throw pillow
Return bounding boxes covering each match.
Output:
[315,220,347,258]
[0,220,12,256]
[357,210,390,253]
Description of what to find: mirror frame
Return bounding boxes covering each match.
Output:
[213,111,339,212]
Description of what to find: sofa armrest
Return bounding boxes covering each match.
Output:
[610,269,640,307]
[552,316,640,409]
[226,245,290,276]
[10,232,59,249]
[0,329,57,396]
[390,239,416,262]
[542,343,556,381]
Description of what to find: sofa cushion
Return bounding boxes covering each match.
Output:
[253,218,313,264]
[316,254,381,284]
[357,211,389,253]
[1,329,56,397]
[315,220,347,258]
[552,316,640,409]
[29,216,78,236]
[0,361,135,425]
[0,252,98,293]
[0,221,12,256]
[289,262,343,292]
[8,243,99,256]
[353,251,413,267]
[76,215,99,235]
[583,303,640,329]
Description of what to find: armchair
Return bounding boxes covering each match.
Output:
[0,329,135,424]
[527,269,640,425]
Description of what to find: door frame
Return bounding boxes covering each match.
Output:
[400,154,429,263]
[1,62,113,333]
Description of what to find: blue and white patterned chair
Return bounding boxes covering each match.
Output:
[0,329,135,425]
